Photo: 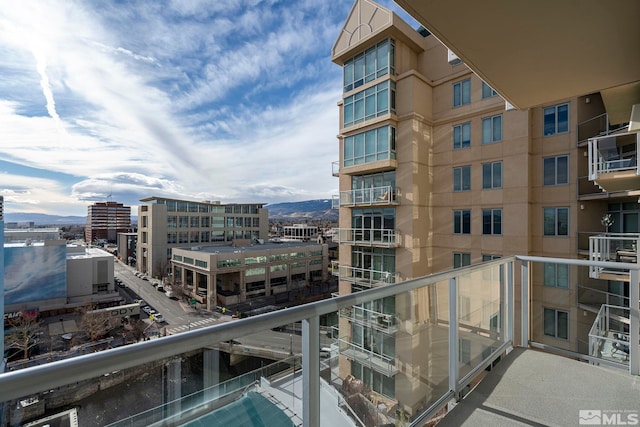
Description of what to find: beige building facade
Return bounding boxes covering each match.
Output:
[332,0,638,417]
[136,197,268,279]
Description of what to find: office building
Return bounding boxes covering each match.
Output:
[171,240,328,311]
[136,197,268,279]
[331,0,639,416]
[85,201,132,244]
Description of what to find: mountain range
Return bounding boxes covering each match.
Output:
[3,200,337,225]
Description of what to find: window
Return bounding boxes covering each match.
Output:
[453,78,471,107]
[543,103,569,136]
[544,207,569,236]
[343,39,395,92]
[544,308,568,339]
[482,254,501,262]
[482,114,502,144]
[179,216,189,228]
[453,166,471,192]
[190,216,199,228]
[454,210,471,234]
[482,161,502,189]
[543,155,569,185]
[453,122,471,149]
[482,209,502,235]
[544,263,569,288]
[482,81,498,99]
[343,80,396,128]
[453,252,471,268]
[343,126,396,167]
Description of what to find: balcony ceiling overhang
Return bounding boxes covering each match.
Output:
[395,0,640,123]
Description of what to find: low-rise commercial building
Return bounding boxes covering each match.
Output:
[171,241,328,311]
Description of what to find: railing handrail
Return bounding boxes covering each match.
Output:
[0,257,511,402]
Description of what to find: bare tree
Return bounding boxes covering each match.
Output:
[4,311,44,360]
[125,318,147,343]
[78,305,117,341]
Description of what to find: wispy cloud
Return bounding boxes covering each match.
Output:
[0,0,414,216]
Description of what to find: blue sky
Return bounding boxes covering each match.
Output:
[0,0,418,217]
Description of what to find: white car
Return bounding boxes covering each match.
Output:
[153,313,165,323]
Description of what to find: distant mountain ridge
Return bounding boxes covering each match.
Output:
[4,200,337,225]
[265,199,338,221]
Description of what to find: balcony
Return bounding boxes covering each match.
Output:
[337,337,399,377]
[588,233,640,280]
[332,185,398,209]
[588,130,640,192]
[339,305,398,334]
[334,228,399,247]
[331,260,398,288]
[1,256,638,426]
[589,304,634,366]
[332,161,339,177]
[577,112,628,146]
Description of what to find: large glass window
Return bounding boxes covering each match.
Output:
[543,155,569,185]
[454,209,471,234]
[482,161,502,189]
[482,115,502,144]
[453,166,471,192]
[344,126,396,167]
[453,122,471,149]
[343,81,396,128]
[544,308,568,339]
[543,103,569,136]
[453,78,471,107]
[453,252,471,268]
[482,81,498,99]
[343,39,395,92]
[543,263,569,288]
[544,207,569,236]
[482,209,502,235]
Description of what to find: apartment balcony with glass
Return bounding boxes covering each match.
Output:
[2,256,638,427]
[588,233,640,280]
[332,185,398,209]
[339,304,398,335]
[588,130,640,192]
[334,227,399,247]
[331,260,398,288]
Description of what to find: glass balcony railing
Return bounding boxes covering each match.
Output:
[1,256,637,426]
[332,161,339,177]
[578,285,630,311]
[577,112,627,146]
[339,305,398,334]
[331,260,398,287]
[588,233,640,278]
[334,227,399,247]
[589,304,632,367]
[588,131,640,187]
[334,185,398,208]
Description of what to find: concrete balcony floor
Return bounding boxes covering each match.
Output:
[439,348,639,426]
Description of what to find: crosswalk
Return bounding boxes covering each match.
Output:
[166,317,219,335]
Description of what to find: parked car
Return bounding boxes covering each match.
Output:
[134,299,145,305]
[141,275,149,281]
[157,286,165,292]
[153,313,165,323]
[142,305,153,314]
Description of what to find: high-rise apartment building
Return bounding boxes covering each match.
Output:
[85,201,132,244]
[331,0,639,416]
[136,197,268,279]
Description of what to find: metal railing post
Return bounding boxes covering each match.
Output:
[448,276,459,399]
[303,316,320,427]
[629,269,639,375]
[521,261,529,347]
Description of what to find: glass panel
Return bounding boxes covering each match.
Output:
[557,104,569,133]
[557,156,568,184]
[544,307,556,336]
[544,106,555,136]
[493,162,502,188]
[482,163,491,189]
[557,311,568,339]
[482,118,491,143]
[493,116,502,141]
[543,157,555,185]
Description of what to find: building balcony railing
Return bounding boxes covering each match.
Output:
[334,227,400,247]
[589,304,633,366]
[588,130,640,192]
[1,256,637,426]
[330,260,398,288]
[339,305,399,334]
[337,337,399,377]
[332,161,339,177]
[588,233,640,279]
[577,112,627,146]
[578,285,630,312]
[331,185,398,209]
